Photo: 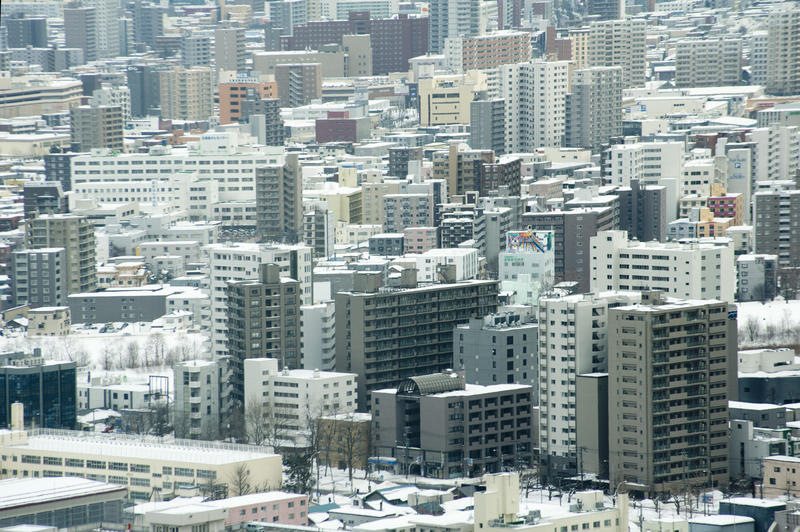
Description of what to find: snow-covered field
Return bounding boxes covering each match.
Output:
[0,322,210,371]
[737,299,800,347]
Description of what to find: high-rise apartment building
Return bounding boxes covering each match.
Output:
[208,242,312,356]
[214,27,247,72]
[64,7,99,62]
[302,203,334,259]
[11,248,69,308]
[25,214,96,295]
[244,97,285,146]
[753,188,800,285]
[470,98,505,155]
[70,105,124,151]
[173,358,232,440]
[256,153,302,244]
[537,291,641,478]
[158,66,214,121]
[608,291,737,495]
[766,3,800,96]
[92,84,131,121]
[335,274,498,410]
[274,63,322,108]
[499,60,569,153]
[587,0,623,20]
[444,31,531,73]
[675,37,742,88]
[570,19,646,88]
[180,31,212,67]
[132,2,164,50]
[429,0,482,54]
[565,66,622,150]
[590,230,736,303]
[616,179,667,243]
[226,263,302,398]
[126,65,162,117]
[431,142,494,196]
[22,182,68,220]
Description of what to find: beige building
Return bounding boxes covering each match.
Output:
[0,426,282,502]
[158,66,215,121]
[27,306,71,336]
[0,76,83,118]
[570,18,646,88]
[675,37,742,88]
[26,214,96,295]
[70,105,124,151]
[761,455,800,498]
[608,291,737,495]
[418,71,487,126]
[766,3,800,96]
[475,473,629,532]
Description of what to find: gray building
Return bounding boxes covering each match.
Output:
[215,27,247,72]
[64,6,98,62]
[388,146,423,178]
[256,153,302,244]
[244,97,285,145]
[23,182,68,220]
[576,373,609,479]
[522,206,616,292]
[616,179,667,243]
[67,286,185,323]
[728,400,787,430]
[70,105,124,152]
[587,0,623,20]
[608,291,738,496]
[274,63,321,107]
[11,248,68,308]
[26,214,96,295]
[737,254,778,302]
[173,357,232,440]
[335,274,499,410]
[368,233,404,257]
[470,98,505,155]
[454,312,538,388]
[5,15,48,48]
[132,2,164,50]
[126,65,162,118]
[753,188,800,297]
[675,37,742,88]
[303,203,334,259]
[565,67,622,151]
[180,31,212,67]
[225,263,301,400]
[371,372,535,478]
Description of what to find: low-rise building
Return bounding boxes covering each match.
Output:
[27,306,70,336]
[761,456,800,498]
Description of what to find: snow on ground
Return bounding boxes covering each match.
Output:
[0,322,210,372]
[737,299,800,347]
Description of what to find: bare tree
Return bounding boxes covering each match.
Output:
[228,463,252,496]
[340,413,370,483]
[125,341,140,368]
[743,316,761,344]
[245,397,268,446]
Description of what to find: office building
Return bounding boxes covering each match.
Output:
[226,263,302,398]
[675,37,742,88]
[274,63,321,108]
[418,71,487,127]
[470,98,505,155]
[0,76,82,119]
[499,60,569,152]
[25,214,96,295]
[158,66,214,121]
[174,358,231,440]
[11,248,68,308]
[70,105,124,152]
[243,358,357,445]
[64,6,99,62]
[565,66,622,150]
[0,351,76,430]
[215,27,247,72]
[281,13,428,75]
[444,31,531,73]
[454,311,538,387]
[608,291,737,495]
[269,0,308,36]
[372,372,534,478]
[604,141,684,187]
[5,15,48,48]
[219,80,277,124]
[126,65,162,118]
[429,0,482,54]
[522,206,615,292]
[498,230,555,305]
[537,291,641,478]
[587,0,623,19]
[335,274,498,410]
[67,285,187,323]
[766,3,800,96]
[0,423,282,501]
[590,230,735,303]
[256,153,302,245]
[570,19,646,88]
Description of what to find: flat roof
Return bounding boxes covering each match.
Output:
[729,401,782,411]
[0,477,126,511]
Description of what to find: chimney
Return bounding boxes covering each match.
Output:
[11,402,24,431]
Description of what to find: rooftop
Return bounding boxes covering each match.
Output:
[0,477,126,511]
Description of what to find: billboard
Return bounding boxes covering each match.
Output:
[506,231,552,253]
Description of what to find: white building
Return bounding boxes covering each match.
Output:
[78,375,155,411]
[300,301,336,371]
[498,60,569,153]
[173,358,230,440]
[675,37,742,88]
[207,242,312,355]
[92,84,131,121]
[499,230,555,305]
[590,230,736,303]
[243,358,357,445]
[392,248,479,282]
[166,288,211,330]
[605,140,684,187]
[537,290,641,476]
